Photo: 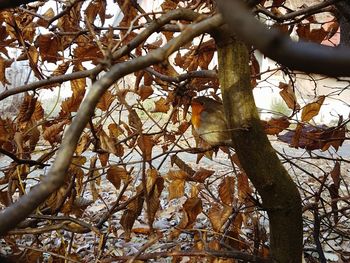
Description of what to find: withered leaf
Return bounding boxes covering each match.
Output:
[279,82,300,110]
[106,165,129,190]
[176,197,203,233]
[0,57,10,85]
[138,85,153,101]
[37,7,55,28]
[32,100,44,121]
[120,190,144,241]
[35,33,62,63]
[97,90,114,111]
[75,133,91,155]
[301,96,325,122]
[43,120,67,145]
[168,179,185,200]
[237,172,252,204]
[219,176,235,206]
[153,97,170,113]
[138,134,155,161]
[297,23,327,43]
[208,204,233,232]
[148,176,164,225]
[108,123,123,139]
[262,117,290,135]
[99,129,117,154]
[192,168,214,183]
[278,124,345,151]
[17,94,37,122]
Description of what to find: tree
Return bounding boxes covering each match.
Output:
[0,0,349,262]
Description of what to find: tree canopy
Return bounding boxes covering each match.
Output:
[0,0,349,262]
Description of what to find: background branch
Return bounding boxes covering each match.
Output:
[217,0,350,76]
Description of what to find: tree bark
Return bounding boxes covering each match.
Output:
[335,1,350,47]
[213,27,303,263]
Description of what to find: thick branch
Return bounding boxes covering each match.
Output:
[255,0,338,22]
[217,0,350,77]
[0,0,39,9]
[0,14,223,235]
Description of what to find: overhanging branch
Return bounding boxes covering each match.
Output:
[0,0,39,9]
[217,0,350,77]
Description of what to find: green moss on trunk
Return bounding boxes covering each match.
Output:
[214,29,303,263]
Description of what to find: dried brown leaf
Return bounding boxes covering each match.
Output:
[168,179,185,200]
[106,165,129,190]
[208,204,233,232]
[192,168,214,183]
[97,90,114,111]
[262,117,290,135]
[138,85,153,101]
[43,120,67,145]
[138,134,155,161]
[279,82,300,110]
[177,197,203,229]
[219,176,235,205]
[301,96,325,122]
[35,33,62,63]
[153,97,170,113]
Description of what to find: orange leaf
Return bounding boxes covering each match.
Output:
[99,129,117,154]
[108,123,123,139]
[168,179,185,200]
[37,7,55,28]
[137,134,155,161]
[98,153,109,167]
[138,85,153,101]
[43,120,67,145]
[262,117,290,135]
[0,57,10,85]
[192,168,214,183]
[219,176,235,205]
[120,190,144,241]
[17,94,37,122]
[75,133,91,155]
[32,100,44,121]
[301,96,325,122]
[52,61,71,76]
[106,165,129,190]
[153,97,170,113]
[35,33,61,63]
[208,204,233,232]
[279,82,300,110]
[161,0,178,11]
[128,109,142,131]
[97,90,114,111]
[177,197,203,229]
[237,172,252,204]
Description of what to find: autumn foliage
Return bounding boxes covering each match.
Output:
[0,0,349,262]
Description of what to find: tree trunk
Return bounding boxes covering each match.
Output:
[213,28,303,263]
[335,1,350,47]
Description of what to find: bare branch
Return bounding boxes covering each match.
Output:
[0,148,49,167]
[217,0,350,77]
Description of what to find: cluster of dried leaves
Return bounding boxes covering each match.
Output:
[0,0,349,262]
